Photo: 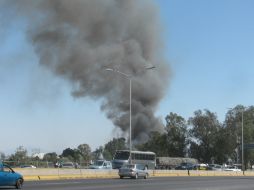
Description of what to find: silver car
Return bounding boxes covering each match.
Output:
[118,164,149,179]
[89,160,112,169]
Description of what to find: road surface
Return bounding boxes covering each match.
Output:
[10,176,254,190]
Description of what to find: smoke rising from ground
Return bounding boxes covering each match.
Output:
[4,0,170,144]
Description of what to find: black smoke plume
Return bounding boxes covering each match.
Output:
[3,0,170,144]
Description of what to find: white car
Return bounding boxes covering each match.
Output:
[20,164,36,168]
[224,166,241,171]
[89,160,112,169]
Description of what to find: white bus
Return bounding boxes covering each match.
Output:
[112,150,156,169]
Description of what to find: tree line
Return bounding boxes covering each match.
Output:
[1,138,126,167]
[139,105,254,169]
[1,105,254,169]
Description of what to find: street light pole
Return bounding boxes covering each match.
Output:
[241,109,244,173]
[105,66,155,164]
[129,78,132,163]
[228,107,245,173]
[105,68,132,162]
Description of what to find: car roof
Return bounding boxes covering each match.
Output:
[125,163,143,167]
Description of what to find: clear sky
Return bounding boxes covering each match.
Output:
[1,0,254,155]
[156,0,254,120]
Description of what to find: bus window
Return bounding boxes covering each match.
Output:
[114,151,130,160]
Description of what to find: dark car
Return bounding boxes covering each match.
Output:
[0,162,24,189]
[207,164,223,171]
[60,162,75,168]
[175,162,194,170]
[118,164,149,179]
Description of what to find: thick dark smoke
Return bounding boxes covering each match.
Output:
[5,0,170,144]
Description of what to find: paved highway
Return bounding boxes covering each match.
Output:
[12,176,254,190]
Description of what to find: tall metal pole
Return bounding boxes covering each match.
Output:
[105,66,155,164]
[129,78,132,164]
[242,110,244,173]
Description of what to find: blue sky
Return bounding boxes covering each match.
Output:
[156,0,254,120]
[1,0,254,155]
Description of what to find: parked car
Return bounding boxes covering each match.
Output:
[89,160,112,169]
[118,164,149,179]
[20,164,36,168]
[207,164,223,171]
[60,162,75,168]
[175,162,194,170]
[0,162,24,189]
[224,166,241,171]
[193,163,208,170]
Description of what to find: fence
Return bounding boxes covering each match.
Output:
[3,161,91,168]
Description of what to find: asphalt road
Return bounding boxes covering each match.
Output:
[4,176,254,190]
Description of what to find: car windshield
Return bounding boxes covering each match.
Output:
[62,163,73,166]
[3,164,13,172]
[122,164,134,169]
[114,151,130,160]
[94,161,104,166]
[182,163,191,166]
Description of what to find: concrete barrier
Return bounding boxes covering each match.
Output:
[15,168,118,181]
[14,168,254,181]
[152,170,189,177]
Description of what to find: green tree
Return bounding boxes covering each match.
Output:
[188,110,222,163]
[139,113,188,157]
[138,131,167,156]
[103,138,126,160]
[92,146,104,160]
[8,146,28,166]
[225,105,254,169]
[165,112,188,157]
[43,152,58,163]
[61,148,81,162]
[77,144,92,162]
[15,146,28,160]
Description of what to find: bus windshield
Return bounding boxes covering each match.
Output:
[114,151,130,160]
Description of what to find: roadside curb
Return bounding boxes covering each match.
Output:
[22,170,254,181]
[24,175,118,181]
